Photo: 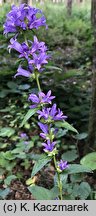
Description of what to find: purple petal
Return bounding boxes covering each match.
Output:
[38,122,48,134]
[50,104,57,117]
[28,94,40,103]
[14,66,31,78]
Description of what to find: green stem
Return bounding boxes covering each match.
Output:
[24,35,41,92]
[53,155,63,200]
[35,72,41,92]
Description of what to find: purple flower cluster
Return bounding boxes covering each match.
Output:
[36,93,67,153]
[9,35,49,76]
[3,4,47,35]
[42,140,56,152]
[37,104,67,122]
[28,90,55,108]
[58,160,69,171]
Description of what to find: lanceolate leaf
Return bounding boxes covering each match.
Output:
[20,108,38,127]
[31,154,51,177]
[55,121,78,134]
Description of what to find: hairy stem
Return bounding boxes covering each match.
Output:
[35,72,41,92]
[53,155,63,200]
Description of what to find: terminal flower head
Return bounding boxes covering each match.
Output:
[28,90,55,108]
[3,4,47,35]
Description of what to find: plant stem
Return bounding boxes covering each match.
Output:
[53,155,63,200]
[35,72,41,92]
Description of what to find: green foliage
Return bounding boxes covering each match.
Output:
[72,182,91,199]
[28,185,59,200]
[20,108,38,127]
[0,127,15,137]
[75,132,88,140]
[62,150,78,162]
[0,188,10,200]
[4,175,17,186]
[31,154,51,177]
[55,121,78,133]
[63,181,91,200]
[67,164,92,174]
[80,152,96,170]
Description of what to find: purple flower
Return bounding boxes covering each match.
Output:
[3,4,47,35]
[29,52,49,71]
[38,122,49,139]
[8,37,29,60]
[58,160,69,171]
[31,36,47,54]
[38,122,58,140]
[28,90,55,108]
[20,132,28,139]
[14,65,32,78]
[42,140,56,152]
[37,104,67,121]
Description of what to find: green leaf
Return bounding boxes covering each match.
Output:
[7,81,18,89]
[62,69,84,79]
[80,152,96,170]
[0,127,15,137]
[78,182,91,199]
[67,164,92,174]
[56,129,68,138]
[0,89,8,98]
[45,65,62,71]
[62,150,78,162]
[29,153,41,161]
[0,142,8,149]
[72,182,91,199]
[16,152,26,159]
[55,121,78,133]
[20,108,38,127]
[28,185,58,200]
[75,133,88,140]
[3,151,16,160]
[4,175,17,186]
[0,188,10,199]
[18,84,30,90]
[0,168,5,176]
[31,154,51,177]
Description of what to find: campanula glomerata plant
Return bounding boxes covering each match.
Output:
[3,3,92,200]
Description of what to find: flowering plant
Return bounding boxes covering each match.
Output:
[4,4,92,200]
